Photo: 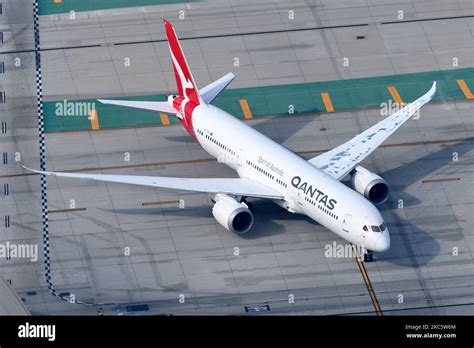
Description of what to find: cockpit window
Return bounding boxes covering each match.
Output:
[364,224,386,232]
[371,225,381,232]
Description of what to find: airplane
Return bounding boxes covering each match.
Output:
[24,19,437,260]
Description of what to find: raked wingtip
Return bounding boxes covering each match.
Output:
[426,81,437,98]
[21,165,41,174]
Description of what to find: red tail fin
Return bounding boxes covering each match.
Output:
[164,19,202,106]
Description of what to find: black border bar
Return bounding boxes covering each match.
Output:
[0,315,472,346]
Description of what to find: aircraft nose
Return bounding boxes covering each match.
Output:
[375,231,390,252]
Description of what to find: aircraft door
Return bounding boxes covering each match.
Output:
[342,214,352,232]
[296,190,304,206]
[236,149,244,167]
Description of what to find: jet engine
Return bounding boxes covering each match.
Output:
[212,194,254,234]
[350,166,389,205]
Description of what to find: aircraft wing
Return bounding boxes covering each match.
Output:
[22,166,283,200]
[308,82,436,180]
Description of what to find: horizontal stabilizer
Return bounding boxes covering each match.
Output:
[97,99,177,115]
[199,73,235,104]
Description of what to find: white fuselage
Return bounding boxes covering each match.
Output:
[190,104,390,252]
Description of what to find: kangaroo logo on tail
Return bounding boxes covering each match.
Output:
[169,46,194,119]
[164,19,203,136]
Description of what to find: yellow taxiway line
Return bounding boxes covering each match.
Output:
[388,86,404,106]
[352,244,383,316]
[320,92,335,112]
[457,80,474,100]
[239,99,253,119]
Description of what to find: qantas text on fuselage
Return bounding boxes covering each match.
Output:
[291,176,337,210]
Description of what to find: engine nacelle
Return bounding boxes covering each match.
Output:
[212,194,254,234]
[350,166,389,205]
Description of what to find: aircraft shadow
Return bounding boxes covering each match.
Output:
[163,115,314,145]
[372,141,471,266]
[164,135,194,143]
[98,142,470,260]
[364,141,471,210]
[239,199,312,240]
[99,199,443,267]
[98,198,310,240]
[251,116,315,144]
[378,215,441,267]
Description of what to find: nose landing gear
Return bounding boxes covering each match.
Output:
[358,246,374,262]
[363,251,373,262]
